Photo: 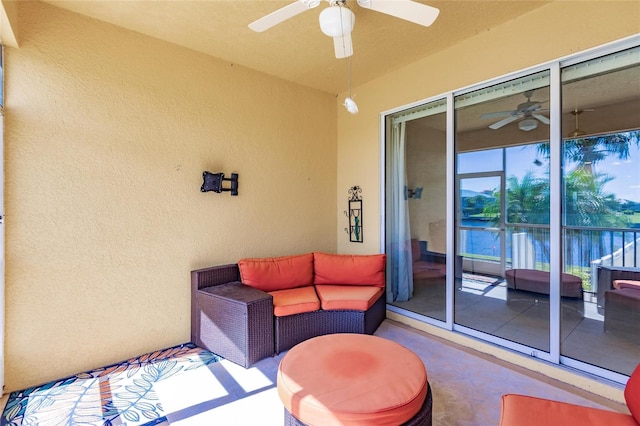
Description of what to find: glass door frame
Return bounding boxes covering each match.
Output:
[450,64,558,363]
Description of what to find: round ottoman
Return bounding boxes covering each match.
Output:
[277,333,432,426]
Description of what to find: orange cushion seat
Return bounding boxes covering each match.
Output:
[277,333,428,426]
[268,286,320,317]
[613,279,640,291]
[314,284,384,311]
[499,394,637,426]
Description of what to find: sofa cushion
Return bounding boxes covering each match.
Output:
[315,285,384,311]
[313,252,386,287]
[499,394,637,426]
[238,253,314,292]
[625,363,640,424]
[268,286,320,317]
[614,279,640,291]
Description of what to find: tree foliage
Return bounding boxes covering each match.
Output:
[482,168,625,228]
[537,130,640,174]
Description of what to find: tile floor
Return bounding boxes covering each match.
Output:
[0,319,629,425]
[390,274,640,377]
[144,319,629,425]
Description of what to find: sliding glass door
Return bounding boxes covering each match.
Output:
[454,71,552,352]
[384,39,640,381]
[386,99,448,322]
[559,47,640,376]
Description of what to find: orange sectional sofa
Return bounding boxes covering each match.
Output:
[191,252,387,367]
[499,362,640,425]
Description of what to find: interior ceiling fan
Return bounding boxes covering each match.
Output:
[566,108,594,138]
[481,90,550,132]
[248,0,440,59]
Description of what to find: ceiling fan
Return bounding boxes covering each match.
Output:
[566,108,595,138]
[481,90,550,132]
[248,0,440,59]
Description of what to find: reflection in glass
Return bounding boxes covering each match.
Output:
[387,100,447,321]
[560,51,640,376]
[455,70,551,351]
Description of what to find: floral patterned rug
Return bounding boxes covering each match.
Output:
[1,343,221,426]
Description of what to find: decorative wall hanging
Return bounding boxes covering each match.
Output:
[201,171,239,196]
[344,185,363,243]
[406,186,423,199]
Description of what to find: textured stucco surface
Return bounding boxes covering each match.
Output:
[5,1,336,391]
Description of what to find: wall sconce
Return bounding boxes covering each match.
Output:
[201,171,239,196]
[344,185,363,243]
[405,186,423,200]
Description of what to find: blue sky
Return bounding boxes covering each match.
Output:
[458,142,640,202]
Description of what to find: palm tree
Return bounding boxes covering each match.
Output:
[482,171,550,225]
[483,167,624,276]
[563,168,626,228]
[536,130,639,272]
[537,130,640,174]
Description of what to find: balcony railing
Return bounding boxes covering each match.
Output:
[460,224,640,292]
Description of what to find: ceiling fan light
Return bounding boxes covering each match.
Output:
[319,6,355,38]
[519,118,538,132]
[344,97,359,114]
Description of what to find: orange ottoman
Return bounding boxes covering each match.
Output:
[277,333,432,426]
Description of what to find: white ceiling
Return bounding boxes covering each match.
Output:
[42,0,552,94]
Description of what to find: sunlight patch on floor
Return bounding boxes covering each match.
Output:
[155,358,282,425]
[220,359,273,393]
[170,387,282,426]
[154,367,228,413]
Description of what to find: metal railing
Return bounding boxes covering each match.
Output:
[460,224,640,291]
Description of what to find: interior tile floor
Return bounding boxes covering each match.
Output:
[390,273,640,377]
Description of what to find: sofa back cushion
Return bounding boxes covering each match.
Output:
[625,362,640,423]
[313,252,386,288]
[238,253,314,292]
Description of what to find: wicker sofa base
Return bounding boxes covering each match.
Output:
[192,263,387,366]
[604,288,640,343]
[275,294,386,353]
[283,382,433,426]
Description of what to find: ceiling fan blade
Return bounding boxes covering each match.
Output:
[489,114,521,130]
[481,111,515,120]
[249,1,313,32]
[357,0,440,27]
[333,33,353,58]
[532,113,550,125]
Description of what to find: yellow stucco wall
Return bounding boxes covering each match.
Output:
[4,0,639,396]
[4,2,337,391]
[336,0,639,401]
